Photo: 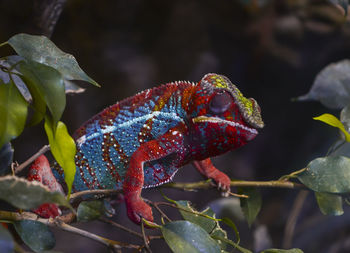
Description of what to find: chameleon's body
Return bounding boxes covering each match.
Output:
[29,73,264,224]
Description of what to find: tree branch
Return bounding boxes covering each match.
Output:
[0,210,140,250]
[14,145,50,174]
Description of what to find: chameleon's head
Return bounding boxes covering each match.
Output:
[190,73,264,152]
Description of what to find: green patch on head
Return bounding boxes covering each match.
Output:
[201,73,264,129]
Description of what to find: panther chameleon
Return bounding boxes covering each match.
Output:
[28,73,264,224]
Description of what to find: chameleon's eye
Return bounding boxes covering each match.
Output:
[209,91,233,114]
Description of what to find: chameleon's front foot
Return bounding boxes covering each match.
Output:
[209,170,231,197]
[124,193,153,224]
[33,203,61,218]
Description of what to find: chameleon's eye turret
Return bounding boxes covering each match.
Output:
[209,91,232,114]
[199,73,264,129]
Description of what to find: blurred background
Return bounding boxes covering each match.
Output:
[1,0,350,252]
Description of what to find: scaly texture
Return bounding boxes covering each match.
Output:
[29,73,264,224]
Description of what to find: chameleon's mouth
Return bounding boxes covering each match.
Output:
[192,116,258,136]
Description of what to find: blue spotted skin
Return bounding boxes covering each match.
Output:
[52,74,263,196]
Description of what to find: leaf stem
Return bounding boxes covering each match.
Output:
[0,41,8,47]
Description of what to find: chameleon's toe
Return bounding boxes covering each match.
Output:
[211,171,231,196]
[125,196,154,225]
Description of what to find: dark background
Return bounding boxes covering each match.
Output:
[1,0,350,252]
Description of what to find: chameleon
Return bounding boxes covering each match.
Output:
[28,73,264,224]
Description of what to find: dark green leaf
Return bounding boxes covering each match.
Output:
[161,220,221,253]
[0,143,13,175]
[315,192,343,216]
[0,225,14,253]
[298,156,350,193]
[238,187,262,226]
[176,200,216,233]
[14,220,55,252]
[8,33,100,87]
[211,235,252,253]
[44,120,76,197]
[297,60,350,109]
[0,175,70,209]
[77,200,105,222]
[19,60,65,124]
[0,79,28,148]
[260,249,304,253]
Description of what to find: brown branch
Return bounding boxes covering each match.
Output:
[14,145,50,174]
[0,210,140,250]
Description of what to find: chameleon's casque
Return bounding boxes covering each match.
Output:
[28,73,263,224]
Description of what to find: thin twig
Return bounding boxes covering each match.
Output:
[99,217,145,239]
[151,202,172,222]
[141,219,152,253]
[282,190,309,248]
[14,145,50,174]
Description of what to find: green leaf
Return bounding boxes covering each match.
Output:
[298,156,350,193]
[315,192,343,216]
[77,200,105,222]
[14,220,55,252]
[211,235,252,253]
[296,59,350,109]
[260,249,304,253]
[8,33,100,87]
[0,143,13,175]
[0,79,28,148]
[0,175,70,209]
[341,104,350,133]
[313,113,350,142]
[19,60,65,124]
[238,187,262,226]
[176,200,216,233]
[175,200,237,250]
[0,225,14,253]
[161,220,221,253]
[44,120,76,198]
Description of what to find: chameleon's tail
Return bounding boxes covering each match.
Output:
[28,155,63,218]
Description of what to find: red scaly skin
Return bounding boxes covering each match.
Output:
[28,73,264,225]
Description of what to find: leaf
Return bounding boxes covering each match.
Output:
[175,200,236,250]
[0,225,14,253]
[341,104,350,133]
[64,80,85,94]
[14,220,55,252]
[77,200,105,222]
[8,33,100,87]
[176,200,216,233]
[19,60,65,124]
[0,143,13,175]
[209,198,245,221]
[0,175,70,209]
[298,156,350,193]
[313,113,350,142]
[297,59,350,109]
[0,79,28,148]
[315,192,343,216]
[44,120,76,197]
[0,56,31,102]
[211,235,252,253]
[161,220,221,253]
[260,249,304,253]
[238,187,262,226]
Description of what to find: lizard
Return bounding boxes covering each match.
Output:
[28,73,264,224]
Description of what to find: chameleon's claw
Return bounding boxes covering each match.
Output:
[33,203,61,218]
[124,194,154,225]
